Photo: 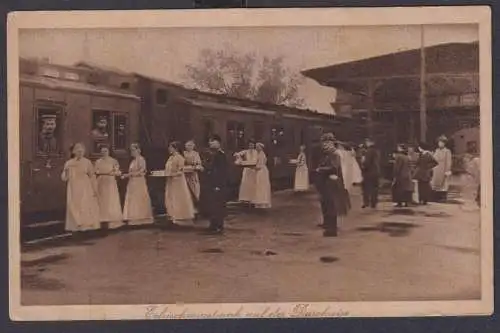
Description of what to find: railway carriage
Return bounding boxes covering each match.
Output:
[19,59,141,223]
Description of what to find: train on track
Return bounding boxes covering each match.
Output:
[19,58,372,225]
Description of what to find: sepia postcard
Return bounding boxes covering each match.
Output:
[7,6,493,320]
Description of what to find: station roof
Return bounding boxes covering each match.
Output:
[301,42,479,105]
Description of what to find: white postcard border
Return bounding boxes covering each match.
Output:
[7,6,493,321]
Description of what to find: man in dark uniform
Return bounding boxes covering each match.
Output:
[201,134,229,235]
[315,133,350,237]
[361,138,381,209]
[38,114,59,154]
[414,142,438,205]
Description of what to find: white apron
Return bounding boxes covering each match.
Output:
[95,157,124,229]
[431,147,452,192]
[351,150,363,184]
[237,149,258,202]
[337,148,354,193]
[123,156,154,225]
[253,151,272,208]
[294,152,309,191]
[62,157,101,232]
[164,153,195,222]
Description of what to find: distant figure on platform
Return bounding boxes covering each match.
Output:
[391,144,413,208]
[337,142,362,194]
[361,138,380,209]
[202,134,229,235]
[407,145,420,204]
[315,133,350,237]
[235,140,258,205]
[122,143,154,225]
[254,142,272,209]
[94,145,124,229]
[414,142,438,205]
[464,146,481,207]
[293,144,309,192]
[61,143,101,233]
[350,143,363,186]
[431,135,453,202]
[165,141,195,225]
[183,140,203,213]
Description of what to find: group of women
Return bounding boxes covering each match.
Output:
[61,140,205,233]
[391,136,457,207]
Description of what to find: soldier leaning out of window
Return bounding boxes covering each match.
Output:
[38,114,59,154]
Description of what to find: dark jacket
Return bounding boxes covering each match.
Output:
[362,146,380,179]
[202,149,229,190]
[414,151,438,182]
[316,149,350,216]
[393,154,413,192]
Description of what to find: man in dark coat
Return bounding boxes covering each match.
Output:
[201,134,229,234]
[414,142,439,205]
[392,144,413,207]
[315,133,350,237]
[361,138,381,208]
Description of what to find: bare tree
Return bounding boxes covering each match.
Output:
[185,49,305,107]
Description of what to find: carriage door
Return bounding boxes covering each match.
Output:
[30,104,66,214]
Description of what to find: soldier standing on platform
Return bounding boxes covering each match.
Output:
[315,133,350,237]
[361,138,381,209]
[201,134,229,235]
[414,142,439,205]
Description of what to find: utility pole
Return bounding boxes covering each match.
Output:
[419,25,427,143]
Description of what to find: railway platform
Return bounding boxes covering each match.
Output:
[20,178,480,305]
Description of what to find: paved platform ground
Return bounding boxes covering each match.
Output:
[20,183,481,305]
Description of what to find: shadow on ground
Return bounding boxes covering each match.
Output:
[356,222,420,237]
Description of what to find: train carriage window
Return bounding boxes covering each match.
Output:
[254,121,265,142]
[156,88,168,105]
[227,121,245,151]
[113,114,128,151]
[91,110,129,154]
[271,124,285,148]
[91,111,112,153]
[36,106,63,156]
[300,127,307,145]
[202,118,215,146]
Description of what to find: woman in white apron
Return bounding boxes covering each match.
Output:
[234,141,258,204]
[94,145,124,229]
[165,141,195,225]
[61,143,101,232]
[183,140,203,213]
[337,142,354,194]
[431,135,453,202]
[122,143,154,225]
[253,143,272,209]
[350,145,363,185]
[293,144,309,192]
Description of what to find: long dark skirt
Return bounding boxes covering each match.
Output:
[476,185,480,205]
[392,185,412,204]
[417,181,433,204]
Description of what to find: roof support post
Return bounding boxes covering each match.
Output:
[419,25,427,143]
[367,79,375,139]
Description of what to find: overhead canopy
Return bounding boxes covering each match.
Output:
[302,42,479,108]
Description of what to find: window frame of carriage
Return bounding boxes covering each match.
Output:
[201,116,216,148]
[155,88,169,105]
[90,109,130,157]
[226,120,246,151]
[34,100,66,158]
